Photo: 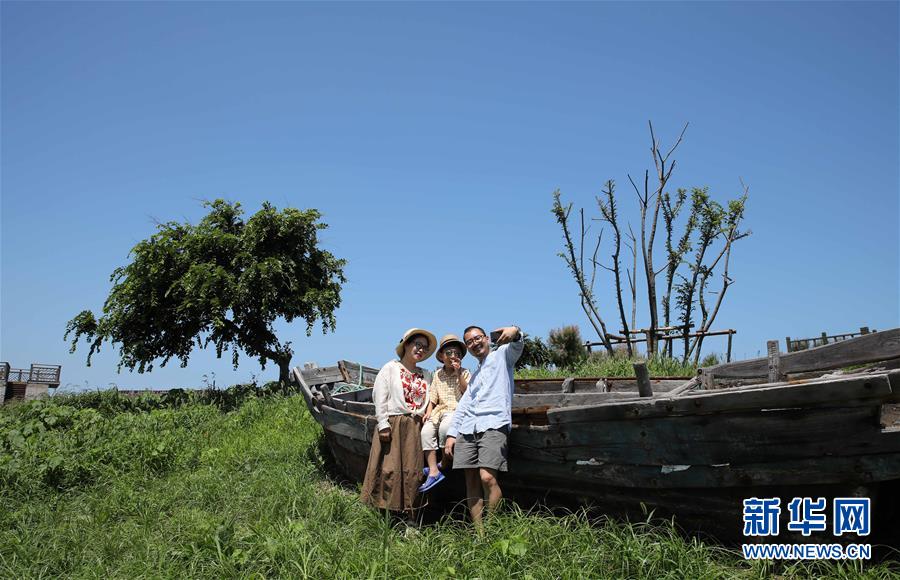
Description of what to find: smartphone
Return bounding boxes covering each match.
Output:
[489,330,502,344]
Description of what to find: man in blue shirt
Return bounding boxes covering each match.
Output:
[444,324,523,526]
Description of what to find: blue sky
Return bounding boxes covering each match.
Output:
[2,2,897,391]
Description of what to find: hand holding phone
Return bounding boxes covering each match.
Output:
[490,327,520,346]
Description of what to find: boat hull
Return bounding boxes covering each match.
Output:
[294,360,900,545]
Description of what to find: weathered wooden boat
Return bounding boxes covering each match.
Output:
[293,329,900,544]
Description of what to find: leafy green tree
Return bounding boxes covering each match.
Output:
[65,199,346,386]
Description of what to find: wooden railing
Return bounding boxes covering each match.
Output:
[699,328,900,386]
[0,363,61,385]
[585,327,737,362]
[785,327,875,353]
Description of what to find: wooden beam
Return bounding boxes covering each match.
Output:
[514,392,644,408]
[515,377,689,394]
[525,405,900,466]
[320,406,372,442]
[634,362,653,397]
[501,451,900,490]
[767,340,783,383]
[546,372,895,424]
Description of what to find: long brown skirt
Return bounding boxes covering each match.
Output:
[360,414,424,512]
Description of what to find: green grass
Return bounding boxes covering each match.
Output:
[1,392,896,578]
[516,354,698,379]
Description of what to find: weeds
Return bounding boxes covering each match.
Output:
[0,390,894,578]
[516,353,698,379]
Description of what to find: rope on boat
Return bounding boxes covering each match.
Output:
[330,362,369,395]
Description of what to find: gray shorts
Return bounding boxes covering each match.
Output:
[453,428,509,472]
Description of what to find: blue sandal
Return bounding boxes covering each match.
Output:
[418,470,445,492]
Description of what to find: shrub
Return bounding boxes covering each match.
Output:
[699,353,723,368]
[516,335,552,370]
[548,325,587,370]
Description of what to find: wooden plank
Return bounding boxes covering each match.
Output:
[513,392,643,408]
[324,433,371,482]
[515,378,688,394]
[767,340,783,383]
[333,388,373,402]
[547,373,894,424]
[665,377,700,398]
[291,367,324,423]
[320,406,372,442]
[338,360,380,387]
[517,405,900,466]
[344,400,375,415]
[703,328,900,379]
[301,364,345,386]
[502,452,900,489]
[326,431,373,462]
[634,362,653,397]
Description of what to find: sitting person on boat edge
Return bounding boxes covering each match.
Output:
[444,325,523,527]
[360,328,435,519]
[419,334,470,493]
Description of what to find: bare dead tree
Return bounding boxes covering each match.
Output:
[597,180,633,357]
[625,223,638,353]
[629,121,689,355]
[552,190,614,355]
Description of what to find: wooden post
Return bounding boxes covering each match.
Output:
[767,340,783,383]
[633,362,653,397]
[785,336,792,353]
[726,331,734,363]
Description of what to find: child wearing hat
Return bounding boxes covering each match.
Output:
[418,334,470,492]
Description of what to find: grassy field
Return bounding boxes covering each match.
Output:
[0,390,896,578]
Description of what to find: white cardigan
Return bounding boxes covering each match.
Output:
[373,360,433,432]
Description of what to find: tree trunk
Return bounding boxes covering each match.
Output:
[277,356,292,393]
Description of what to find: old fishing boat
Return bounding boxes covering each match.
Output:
[292,329,900,544]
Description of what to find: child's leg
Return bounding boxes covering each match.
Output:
[420,420,440,476]
[437,412,454,470]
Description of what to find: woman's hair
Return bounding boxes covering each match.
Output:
[401,333,429,356]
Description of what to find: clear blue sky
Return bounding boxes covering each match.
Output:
[2,2,897,391]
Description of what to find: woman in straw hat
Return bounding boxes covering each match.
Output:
[419,334,470,493]
[360,328,436,516]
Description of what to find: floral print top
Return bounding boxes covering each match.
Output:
[399,366,428,412]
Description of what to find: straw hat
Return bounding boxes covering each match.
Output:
[436,334,467,363]
[395,328,437,359]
